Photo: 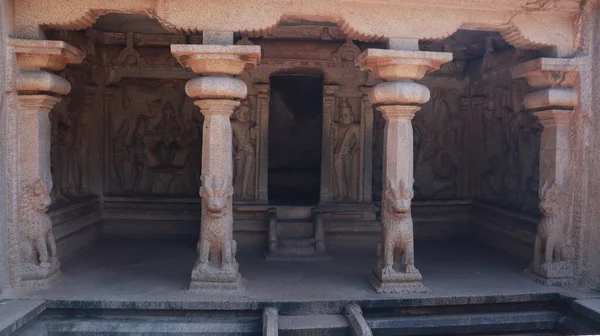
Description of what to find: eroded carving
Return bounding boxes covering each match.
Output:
[108,79,202,196]
[50,71,91,202]
[528,181,574,283]
[19,179,61,286]
[332,100,360,202]
[372,178,428,293]
[378,179,417,275]
[231,101,258,200]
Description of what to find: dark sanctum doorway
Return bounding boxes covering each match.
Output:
[268,74,323,204]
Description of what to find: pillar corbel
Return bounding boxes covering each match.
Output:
[356,49,452,293]
[171,43,260,292]
[512,58,579,286]
[9,38,84,289]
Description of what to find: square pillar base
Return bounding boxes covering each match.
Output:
[525,262,575,286]
[189,263,245,293]
[370,268,429,294]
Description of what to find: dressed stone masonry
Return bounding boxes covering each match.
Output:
[171,38,261,292]
[512,58,579,286]
[10,38,84,289]
[356,48,452,293]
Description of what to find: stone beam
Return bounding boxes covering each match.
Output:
[356,48,452,293]
[9,38,84,290]
[512,57,579,286]
[171,43,261,292]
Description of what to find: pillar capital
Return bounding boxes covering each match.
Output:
[512,58,579,126]
[185,76,247,101]
[9,38,85,72]
[171,44,261,76]
[371,81,430,106]
[377,105,420,120]
[511,58,578,88]
[355,49,452,81]
[533,109,572,128]
[18,94,62,114]
[194,99,240,117]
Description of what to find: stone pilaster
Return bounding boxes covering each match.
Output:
[360,87,374,203]
[256,84,270,203]
[356,49,452,293]
[171,43,260,292]
[320,85,340,203]
[512,58,579,286]
[10,38,84,289]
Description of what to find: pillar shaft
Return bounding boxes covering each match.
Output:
[9,38,84,289]
[356,48,452,293]
[172,43,260,292]
[512,58,579,285]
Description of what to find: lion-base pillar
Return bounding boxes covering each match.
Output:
[10,39,84,290]
[512,58,579,286]
[171,41,260,293]
[356,48,452,294]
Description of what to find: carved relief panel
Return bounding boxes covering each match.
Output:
[49,69,93,204]
[106,79,203,196]
[468,47,542,215]
[231,96,261,201]
[372,85,465,203]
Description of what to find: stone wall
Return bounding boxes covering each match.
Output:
[467,47,542,217]
[579,6,600,289]
[0,0,12,292]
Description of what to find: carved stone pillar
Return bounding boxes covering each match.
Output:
[171,43,260,292]
[512,58,579,286]
[256,84,270,203]
[356,49,452,293]
[320,85,340,203]
[10,39,84,289]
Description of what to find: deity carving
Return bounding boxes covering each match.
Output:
[531,181,574,273]
[231,102,258,200]
[192,174,238,277]
[19,179,60,282]
[332,100,360,202]
[50,74,91,202]
[109,80,201,196]
[478,78,541,214]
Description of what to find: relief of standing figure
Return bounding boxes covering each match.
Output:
[231,102,258,199]
[332,100,360,201]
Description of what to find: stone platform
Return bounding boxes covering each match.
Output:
[2,239,575,309]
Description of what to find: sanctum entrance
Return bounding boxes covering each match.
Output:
[268,74,323,205]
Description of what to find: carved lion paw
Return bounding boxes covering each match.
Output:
[405,265,419,274]
[382,266,395,275]
[222,263,235,272]
[541,262,551,272]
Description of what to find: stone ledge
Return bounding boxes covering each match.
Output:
[0,300,46,336]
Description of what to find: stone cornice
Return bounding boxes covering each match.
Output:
[14,0,582,55]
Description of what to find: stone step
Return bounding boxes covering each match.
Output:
[278,314,349,336]
[276,220,314,238]
[279,238,315,248]
[46,318,261,335]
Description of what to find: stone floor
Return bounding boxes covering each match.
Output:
[2,238,578,309]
